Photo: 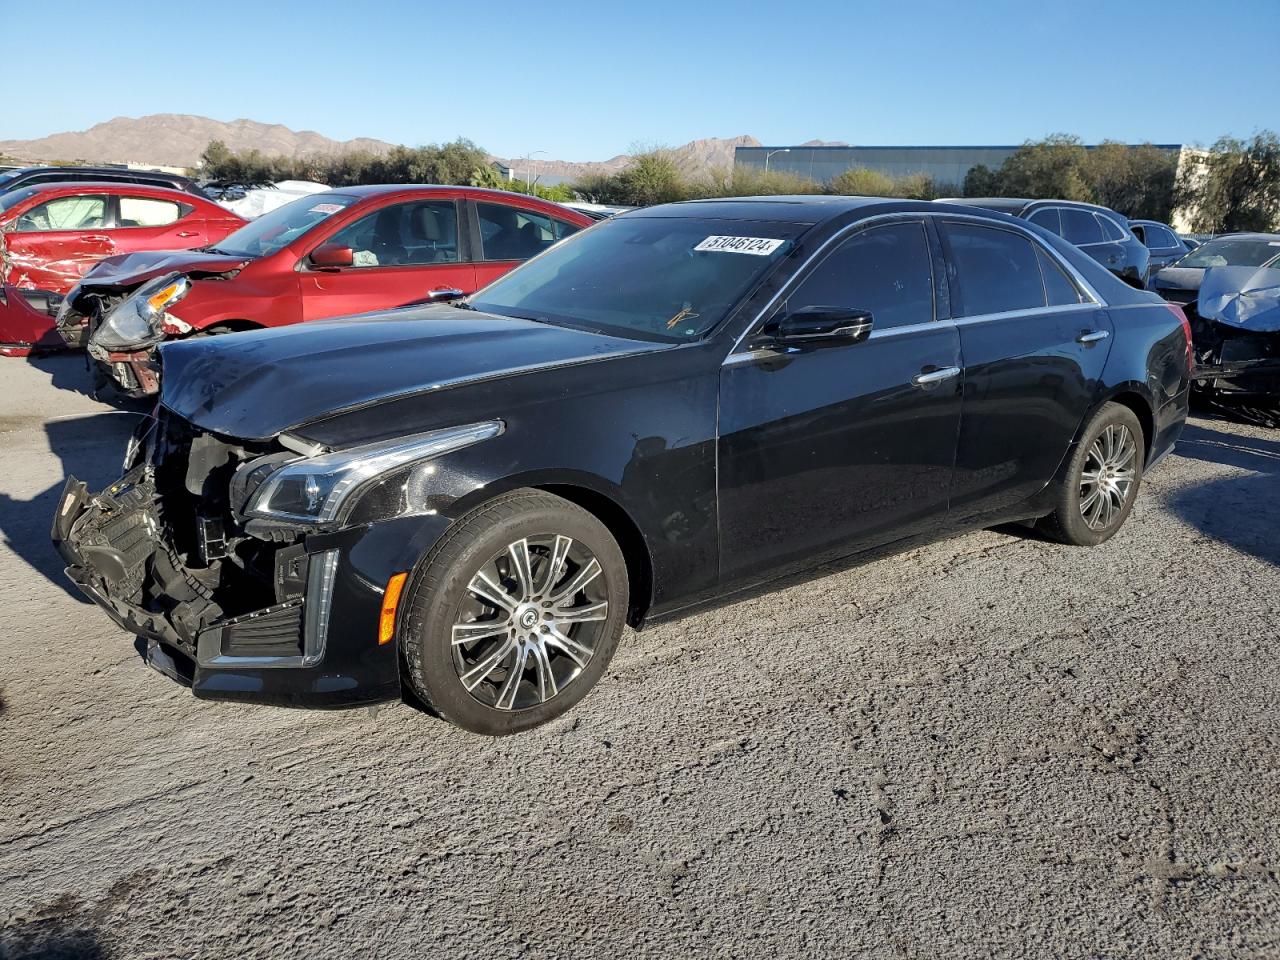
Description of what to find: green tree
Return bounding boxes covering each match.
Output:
[996,134,1094,202]
[1083,141,1178,221]
[828,166,896,197]
[962,164,1000,197]
[1177,132,1280,233]
[611,149,687,206]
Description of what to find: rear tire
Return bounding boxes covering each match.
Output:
[1040,402,1145,546]
[400,490,629,735]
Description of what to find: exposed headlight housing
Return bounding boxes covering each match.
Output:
[89,273,191,352]
[245,421,504,524]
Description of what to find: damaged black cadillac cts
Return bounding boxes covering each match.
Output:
[54,197,1192,735]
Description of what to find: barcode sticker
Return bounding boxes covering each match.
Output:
[694,236,785,256]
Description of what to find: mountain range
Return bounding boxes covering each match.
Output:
[0,114,849,178]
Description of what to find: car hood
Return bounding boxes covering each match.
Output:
[81,249,252,289]
[1150,266,1205,292]
[159,305,668,440]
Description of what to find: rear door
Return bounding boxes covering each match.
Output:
[470,199,585,289]
[298,196,476,322]
[717,217,963,582]
[2,193,112,293]
[1060,207,1122,274]
[939,219,1113,516]
[109,194,205,256]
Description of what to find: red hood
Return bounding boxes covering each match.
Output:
[78,249,253,290]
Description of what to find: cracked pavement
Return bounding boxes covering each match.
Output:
[1,355,1278,959]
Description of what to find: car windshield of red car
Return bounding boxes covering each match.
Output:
[210,193,358,259]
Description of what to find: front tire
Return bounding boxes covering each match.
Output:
[400,490,629,735]
[1040,402,1145,546]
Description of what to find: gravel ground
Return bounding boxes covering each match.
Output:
[1,354,1278,960]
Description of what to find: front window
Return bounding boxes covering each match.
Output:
[469,216,804,342]
[786,221,934,329]
[1177,238,1280,269]
[324,200,459,266]
[210,193,358,258]
[14,194,107,232]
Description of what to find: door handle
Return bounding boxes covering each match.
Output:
[81,235,110,243]
[176,231,199,238]
[912,366,961,386]
[1077,330,1110,344]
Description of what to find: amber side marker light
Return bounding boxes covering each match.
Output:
[379,572,409,645]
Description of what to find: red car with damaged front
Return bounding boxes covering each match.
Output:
[0,182,245,356]
[59,185,594,396]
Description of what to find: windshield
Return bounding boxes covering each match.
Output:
[1177,237,1280,269]
[469,216,804,342]
[210,193,358,258]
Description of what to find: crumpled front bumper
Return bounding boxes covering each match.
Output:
[52,472,405,708]
[86,341,161,396]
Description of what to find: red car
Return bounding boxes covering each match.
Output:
[60,186,594,395]
[0,182,245,356]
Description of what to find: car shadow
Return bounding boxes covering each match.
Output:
[0,917,109,959]
[1167,420,1280,567]
[25,353,150,410]
[0,411,143,601]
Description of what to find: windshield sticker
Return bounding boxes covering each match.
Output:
[308,203,345,215]
[694,236,785,256]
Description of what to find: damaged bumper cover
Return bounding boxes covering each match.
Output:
[1190,266,1280,400]
[52,465,404,709]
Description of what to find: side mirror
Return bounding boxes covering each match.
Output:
[309,243,354,270]
[768,305,874,346]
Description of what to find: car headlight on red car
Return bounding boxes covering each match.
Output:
[89,273,191,352]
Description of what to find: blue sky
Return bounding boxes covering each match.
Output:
[3,0,1276,160]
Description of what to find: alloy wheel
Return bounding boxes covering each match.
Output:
[1079,423,1137,530]
[451,535,609,711]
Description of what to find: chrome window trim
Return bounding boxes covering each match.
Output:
[723,210,1105,364]
[950,302,1101,327]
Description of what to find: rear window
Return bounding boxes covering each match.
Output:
[944,222,1047,316]
[1096,215,1127,242]
[1061,209,1104,245]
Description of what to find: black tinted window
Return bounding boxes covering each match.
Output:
[945,222,1046,316]
[1027,208,1062,235]
[787,221,934,330]
[1096,214,1126,242]
[1061,209,1104,245]
[326,200,459,267]
[478,202,580,261]
[1036,246,1085,306]
[1144,224,1177,248]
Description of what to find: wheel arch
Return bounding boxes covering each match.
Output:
[1093,384,1156,462]
[444,470,655,628]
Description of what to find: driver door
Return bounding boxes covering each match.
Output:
[717,218,963,584]
[299,196,475,321]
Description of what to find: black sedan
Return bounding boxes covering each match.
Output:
[53,197,1192,734]
[942,198,1151,288]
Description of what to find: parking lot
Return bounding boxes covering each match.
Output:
[0,354,1277,958]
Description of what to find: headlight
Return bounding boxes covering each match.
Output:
[245,421,504,524]
[89,273,191,351]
